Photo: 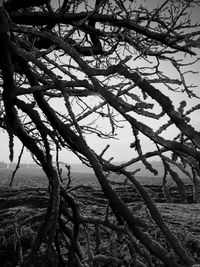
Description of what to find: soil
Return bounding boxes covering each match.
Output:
[0,182,200,266]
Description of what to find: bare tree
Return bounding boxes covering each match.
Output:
[0,0,200,266]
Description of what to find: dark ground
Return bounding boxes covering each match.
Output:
[0,168,200,266]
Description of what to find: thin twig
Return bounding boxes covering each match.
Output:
[10,145,25,186]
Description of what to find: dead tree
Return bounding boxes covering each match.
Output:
[0,0,200,266]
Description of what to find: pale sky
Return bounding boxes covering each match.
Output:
[0,0,200,164]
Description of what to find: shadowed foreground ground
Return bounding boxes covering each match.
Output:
[0,182,200,266]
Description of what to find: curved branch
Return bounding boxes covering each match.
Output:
[10,11,196,55]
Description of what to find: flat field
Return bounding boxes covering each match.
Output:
[0,166,189,188]
[0,167,200,266]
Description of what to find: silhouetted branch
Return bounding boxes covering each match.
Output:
[10,145,24,186]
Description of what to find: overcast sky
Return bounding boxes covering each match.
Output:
[0,0,200,164]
